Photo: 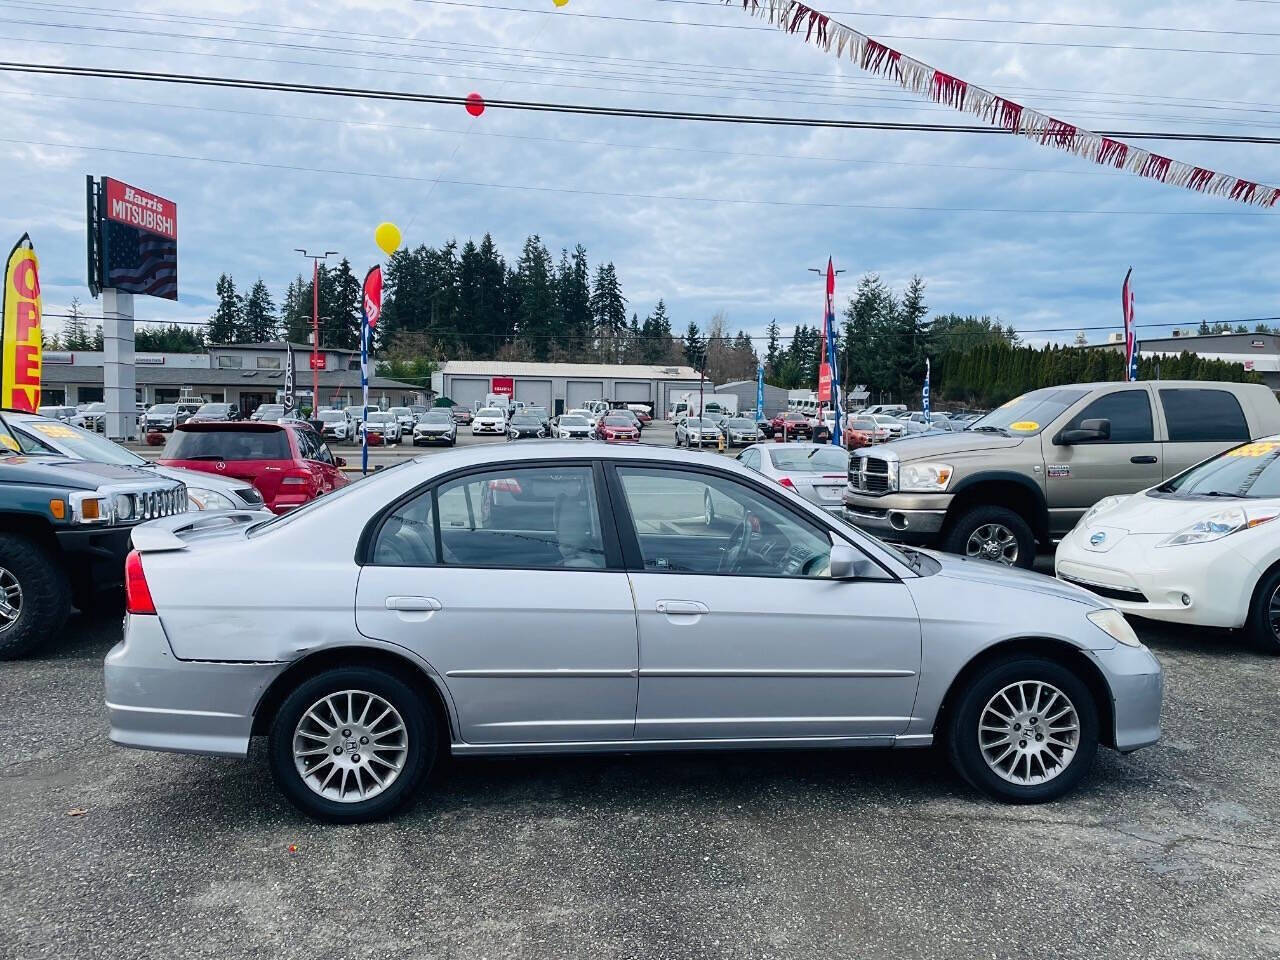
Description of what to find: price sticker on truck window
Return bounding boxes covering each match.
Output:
[31,423,78,439]
[1227,441,1280,458]
[1009,421,1040,432]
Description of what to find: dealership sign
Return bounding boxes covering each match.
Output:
[105,179,177,240]
[87,176,179,301]
[1,234,42,413]
[491,376,515,395]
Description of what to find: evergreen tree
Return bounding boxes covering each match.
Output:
[329,258,362,351]
[208,273,243,344]
[682,320,705,370]
[1197,319,1212,335]
[281,275,311,344]
[641,299,673,364]
[589,262,627,362]
[513,235,557,359]
[62,296,91,350]
[764,319,781,377]
[241,279,278,342]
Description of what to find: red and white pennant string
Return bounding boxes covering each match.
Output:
[728,0,1280,208]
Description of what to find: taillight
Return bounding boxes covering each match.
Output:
[281,468,314,488]
[124,550,157,615]
[778,477,796,488]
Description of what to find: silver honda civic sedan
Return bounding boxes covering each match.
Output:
[105,443,1162,822]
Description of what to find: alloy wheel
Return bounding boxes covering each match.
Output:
[965,523,1019,565]
[1269,584,1280,642]
[0,567,21,633]
[292,690,409,803]
[978,681,1079,786]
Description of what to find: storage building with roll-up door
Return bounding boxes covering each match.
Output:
[431,361,706,418]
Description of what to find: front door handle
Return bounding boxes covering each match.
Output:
[1130,455,1158,465]
[385,596,442,612]
[656,600,709,615]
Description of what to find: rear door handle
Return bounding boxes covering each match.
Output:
[385,596,442,612]
[656,600,709,615]
[1130,455,1158,464]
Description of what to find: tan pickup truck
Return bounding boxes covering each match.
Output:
[842,380,1280,568]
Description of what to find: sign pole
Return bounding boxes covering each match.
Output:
[102,288,136,439]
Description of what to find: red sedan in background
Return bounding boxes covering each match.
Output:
[595,414,641,443]
[157,421,349,514]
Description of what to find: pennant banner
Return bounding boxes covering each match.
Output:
[728,0,1280,208]
[2,234,42,413]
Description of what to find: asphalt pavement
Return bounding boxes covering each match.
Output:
[7,424,1280,959]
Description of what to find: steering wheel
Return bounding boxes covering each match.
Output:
[717,514,751,573]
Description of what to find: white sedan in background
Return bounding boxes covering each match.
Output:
[472,407,508,436]
[1056,436,1280,652]
[556,414,593,439]
[565,407,598,429]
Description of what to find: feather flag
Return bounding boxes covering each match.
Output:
[360,265,382,476]
[1122,269,1138,382]
[726,0,1280,208]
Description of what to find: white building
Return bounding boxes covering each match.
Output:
[431,361,706,417]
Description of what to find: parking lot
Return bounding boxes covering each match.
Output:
[5,527,1279,959]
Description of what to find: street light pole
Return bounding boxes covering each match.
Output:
[296,248,338,414]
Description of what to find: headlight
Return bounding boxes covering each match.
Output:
[1081,495,1127,527]
[1087,608,1141,647]
[898,462,953,492]
[1157,506,1278,547]
[187,487,237,511]
[112,493,136,521]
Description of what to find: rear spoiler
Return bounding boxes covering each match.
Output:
[130,510,272,553]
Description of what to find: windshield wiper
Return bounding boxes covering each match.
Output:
[971,425,1011,436]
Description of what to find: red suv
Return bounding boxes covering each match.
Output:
[765,411,812,439]
[158,421,349,514]
[595,415,640,443]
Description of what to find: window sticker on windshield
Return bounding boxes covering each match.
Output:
[1010,421,1040,432]
[1227,442,1280,458]
[0,435,16,451]
[32,423,78,439]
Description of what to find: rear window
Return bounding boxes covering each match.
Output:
[165,428,290,460]
[1160,388,1250,443]
[768,447,849,472]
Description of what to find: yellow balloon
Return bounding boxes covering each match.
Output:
[375,221,402,256]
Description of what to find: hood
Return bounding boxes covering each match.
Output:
[1073,491,1268,550]
[0,455,165,490]
[878,430,1027,460]
[925,549,1103,607]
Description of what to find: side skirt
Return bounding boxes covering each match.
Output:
[452,733,934,756]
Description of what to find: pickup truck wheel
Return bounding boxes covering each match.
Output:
[269,666,435,823]
[0,534,70,660]
[947,656,1098,803]
[944,506,1036,569]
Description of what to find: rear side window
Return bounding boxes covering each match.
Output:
[1063,390,1153,443]
[372,491,438,566]
[1160,389,1250,443]
[164,429,290,460]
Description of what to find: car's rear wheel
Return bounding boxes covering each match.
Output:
[268,666,435,823]
[0,534,70,660]
[944,505,1036,569]
[946,656,1098,803]
[1245,567,1280,655]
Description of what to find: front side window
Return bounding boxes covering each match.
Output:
[1061,390,1154,443]
[435,466,606,569]
[615,467,832,578]
[1160,389,1250,443]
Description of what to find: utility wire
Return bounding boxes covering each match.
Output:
[5,61,1280,145]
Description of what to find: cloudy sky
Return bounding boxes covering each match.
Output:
[3,0,1280,350]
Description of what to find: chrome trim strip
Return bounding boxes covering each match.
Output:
[638,668,916,678]
[452,734,897,755]
[105,701,242,719]
[444,668,638,679]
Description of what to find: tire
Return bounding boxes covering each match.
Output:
[1245,566,1280,655]
[0,533,70,660]
[943,505,1036,570]
[268,666,436,823]
[946,656,1098,804]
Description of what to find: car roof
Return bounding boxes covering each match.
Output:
[177,421,283,432]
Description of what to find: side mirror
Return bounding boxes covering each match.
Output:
[829,542,875,580]
[335,457,347,468]
[1057,417,1111,445]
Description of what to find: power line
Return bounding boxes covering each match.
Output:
[11,135,1278,217]
[6,61,1280,146]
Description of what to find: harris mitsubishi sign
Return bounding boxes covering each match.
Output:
[86,176,178,300]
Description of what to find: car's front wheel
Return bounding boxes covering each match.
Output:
[0,534,71,660]
[1245,566,1280,654]
[944,505,1036,569]
[946,656,1098,803]
[268,666,436,823]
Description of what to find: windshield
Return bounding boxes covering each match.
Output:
[969,388,1088,436]
[1158,440,1280,498]
[477,408,503,417]
[164,428,290,460]
[0,413,25,454]
[686,418,712,427]
[390,408,411,416]
[16,418,145,465]
[318,411,346,421]
[256,405,284,417]
[603,416,632,426]
[197,404,229,415]
[367,413,394,423]
[727,418,755,428]
[422,412,452,423]
[768,447,849,472]
[151,404,178,415]
[513,416,541,425]
[560,416,587,426]
[851,418,877,430]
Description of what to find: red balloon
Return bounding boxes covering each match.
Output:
[465,92,485,117]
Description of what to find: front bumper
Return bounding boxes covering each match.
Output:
[55,526,134,589]
[414,431,455,443]
[841,490,951,542]
[473,424,503,434]
[105,615,286,757]
[1055,525,1261,629]
[1088,641,1163,753]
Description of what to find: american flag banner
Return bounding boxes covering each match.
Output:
[102,221,177,300]
[1122,268,1138,382]
[823,258,843,447]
